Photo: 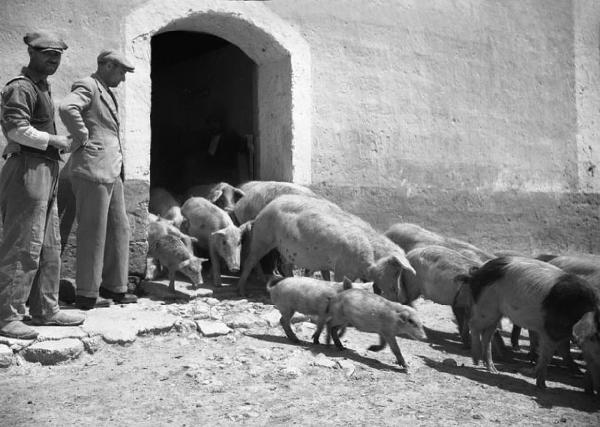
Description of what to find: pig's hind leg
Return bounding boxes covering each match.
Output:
[279,309,300,343]
[330,326,345,351]
[167,269,176,292]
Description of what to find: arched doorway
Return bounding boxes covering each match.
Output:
[150,31,256,196]
[124,2,312,187]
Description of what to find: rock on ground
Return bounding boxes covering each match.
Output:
[21,339,84,365]
[0,345,14,368]
[196,320,232,337]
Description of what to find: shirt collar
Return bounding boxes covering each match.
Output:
[21,66,48,86]
[91,72,111,92]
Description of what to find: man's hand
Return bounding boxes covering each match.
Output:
[48,134,72,151]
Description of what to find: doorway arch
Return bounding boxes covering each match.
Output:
[124,1,312,185]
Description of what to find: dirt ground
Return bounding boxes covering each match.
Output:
[1,289,599,426]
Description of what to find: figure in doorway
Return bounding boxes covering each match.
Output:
[202,111,252,186]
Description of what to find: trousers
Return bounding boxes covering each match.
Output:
[71,175,129,298]
[0,153,61,322]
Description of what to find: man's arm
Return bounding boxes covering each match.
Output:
[1,81,69,150]
[59,80,93,151]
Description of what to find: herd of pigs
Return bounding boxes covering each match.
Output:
[146,180,600,398]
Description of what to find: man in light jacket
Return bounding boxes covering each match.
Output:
[59,50,137,309]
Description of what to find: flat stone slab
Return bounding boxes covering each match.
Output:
[0,335,34,351]
[222,313,267,329]
[82,305,177,344]
[260,309,281,327]
[196,320,232,337]
[34,326,88,341]
[141,279,214,300]
[21,338,84,365]
[0,344,14,368]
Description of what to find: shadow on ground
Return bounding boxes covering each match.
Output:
[421,355,597,411]
[246,332,406,373]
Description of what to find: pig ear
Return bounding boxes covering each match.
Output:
[392,254,416,275]
[233,188,245,203]
[208,189,224,204]
[342,277,353,290]
[209,230,226,246]
[397,311,409,324]
[573,312,598,345]
[239,220,253,235]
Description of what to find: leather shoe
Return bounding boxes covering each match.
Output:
[75,295,112,310]
[32,310,85,326]
[0,320,38,339]
[99,287,138,304]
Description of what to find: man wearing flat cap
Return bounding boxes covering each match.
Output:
[59,50,137,310]
[0,31,85,339]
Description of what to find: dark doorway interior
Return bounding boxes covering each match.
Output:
[150,31,256,198]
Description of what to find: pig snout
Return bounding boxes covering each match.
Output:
[397,308,427,341]
[222,246,241,273]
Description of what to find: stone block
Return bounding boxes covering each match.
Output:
[0,335,34,352]
[82,304,177,344]
[22,339,84,365]
[260,309,281,327]
[34,326,87,341]
[196,320,232,337]
[0,344,14,368]
[222,313,267,329]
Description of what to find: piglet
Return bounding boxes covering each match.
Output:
[149,234,207,292]
[184,182,245,212]
[327,288,427,369]
[267,275,353,344]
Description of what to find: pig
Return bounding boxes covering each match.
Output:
[232,181,325,281]
[465,256,600,389]
[146,214,197,280]
[385,223,493,264]
[184,182,246,212]
[266,275,353,344]
[547,254,600,279]
[327,288,427,369]
[232,180,318,225]
[573,311,600,396]
[149,187,184,227]
[401,245,481,347]
[237,194,415,298]
[513,253,600,358]
[148,234,207,292]
[180,196,248,287]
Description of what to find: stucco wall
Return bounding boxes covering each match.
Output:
[0,0,599,279]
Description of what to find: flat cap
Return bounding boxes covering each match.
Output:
[97,49,135,72]
[24,31,67,52]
